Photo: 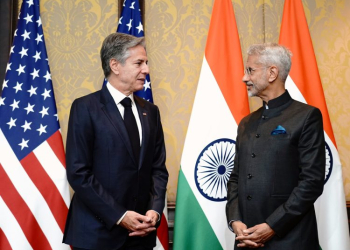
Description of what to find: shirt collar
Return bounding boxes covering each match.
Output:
[263,90,291,109]
[106,81,135,105]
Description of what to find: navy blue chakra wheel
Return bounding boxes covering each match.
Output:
[325,142,333,184]
[195,138,236,202]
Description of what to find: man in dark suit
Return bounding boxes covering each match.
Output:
[63,33,168,250]
[226,43,325,249]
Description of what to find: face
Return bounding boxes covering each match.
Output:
[115,45,149,94]
[242,55,270,98]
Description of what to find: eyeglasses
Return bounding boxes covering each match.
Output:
[244,66,268,76]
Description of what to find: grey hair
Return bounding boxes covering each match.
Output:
[100,32,146,78]
[247,43,292,82]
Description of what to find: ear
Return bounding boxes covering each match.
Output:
[110,58,120,75]
[268,66,278,82]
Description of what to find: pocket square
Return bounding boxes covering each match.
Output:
[271,125,287,135]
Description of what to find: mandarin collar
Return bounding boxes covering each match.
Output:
[263,90,291,109]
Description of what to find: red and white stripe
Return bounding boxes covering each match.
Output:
[155,197,169,250]
[0,129,70,250]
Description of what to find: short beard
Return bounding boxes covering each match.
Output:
[247,80,269,97]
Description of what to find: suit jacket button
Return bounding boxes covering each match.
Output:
[255,134,260,138]
[251,153,256,158]
[247,195,252,200]
[262,115,266,119]
[247,174,252,179]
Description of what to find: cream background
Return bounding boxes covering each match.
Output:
[22,0,350,202]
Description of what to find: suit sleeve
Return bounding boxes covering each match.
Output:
[226,126,242,225]
[147,106,168,216]
[265,108,325,237]
[66,99,126,230]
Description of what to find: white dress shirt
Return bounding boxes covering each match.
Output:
[106,82,142,145]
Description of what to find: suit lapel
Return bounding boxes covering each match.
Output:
[100,86,136,165]
[135,96,150,169]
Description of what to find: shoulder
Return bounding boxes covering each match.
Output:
[72,90,101,106]
[289,100,322,118]
[134,95,159,111]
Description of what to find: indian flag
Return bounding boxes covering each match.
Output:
[279,0,350,249]
[173,0,249,249]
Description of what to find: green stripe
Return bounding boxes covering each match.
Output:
[173,168,222,250]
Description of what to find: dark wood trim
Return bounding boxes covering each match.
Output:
[0,0,19,95]
[347,201,350,230]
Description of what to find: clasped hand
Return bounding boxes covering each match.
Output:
[232,221,275,248]
[120,210,158,237]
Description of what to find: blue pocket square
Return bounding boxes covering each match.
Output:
[271,125,287,135]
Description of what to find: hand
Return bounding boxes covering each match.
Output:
[145,210,159,227]
[119,211,156,237]
[235,223,275,248]
[232,221,263,248]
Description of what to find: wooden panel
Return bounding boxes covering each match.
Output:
[0,0,18,95]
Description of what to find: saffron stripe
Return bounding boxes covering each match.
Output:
[279,0,336,146]
[205,0,249,124]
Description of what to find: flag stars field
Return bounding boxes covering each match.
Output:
[35,33,43,44]
[33,51,41,62]
[10,99,20,111]
[3,80,9,89]
[16,64,26,75]
[30,68,40,79]
[37,124,47,135]
[18,138,29,150]
[0,97,5,106]
[24,103,35,114]
[42,89,51,100]
[21,30,31,41]
[23,13,33,24]
[126,19,133,31]
[21,120,32,132]
[19,47,29,58]
[13,82,23,93]
[43,71,51,82]
[26,0,34,7]
[27,85,37,96]
[7,118,17,129]
[6,63,12,72]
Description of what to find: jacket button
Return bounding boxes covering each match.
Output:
[251,153,256,158]
[262,115,266,119]
[255,134,260,138]
[247,174,252,179]
[247,195,252,200]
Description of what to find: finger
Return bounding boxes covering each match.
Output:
[129,227,156,236]
[237,239,259,247]
[243,226,257,235]
[135,214,152,223]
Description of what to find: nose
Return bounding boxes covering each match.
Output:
[142,63,149,74]
[242,72,250,83]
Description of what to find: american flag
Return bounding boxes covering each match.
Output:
[117,1,168,250]
[0,0,70,249]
